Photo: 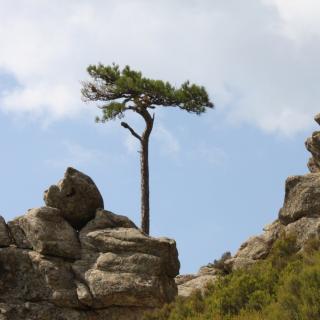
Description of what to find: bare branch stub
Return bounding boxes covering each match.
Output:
[121,122,142,141]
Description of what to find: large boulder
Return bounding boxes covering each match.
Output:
[0,216,11,247]
[75,226,180,308]
[79,227,180,278]
[44,167,104,229]
[0,220,179,319]
[0,167,180,319]
[81,208,137,234]
[8,207,81,259]
[279,174,320,225]
[285,216,320,248]
[305,114,320,173]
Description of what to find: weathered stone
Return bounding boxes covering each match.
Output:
[315,113,320,125]
[85,270,175,308]
[175,274,197,286]
[224,220,283,271]
[0,302,149,320]
[1,247,82,308]
[11,207,81,259]
[0,168,180,319]
[279,174,320,225]
[81,209,137,235]
[285,216,320,248]
[80,227,180,277]
[44,167,104,229]
[177,274,217,297]
[198,266,220,276]
[96,252,162,275]
[75,280,93,307]
[0,216,11,247]
[307,157,320,173]
[305,114,320,172]
[0,247,50,303]
[7,219,32,249]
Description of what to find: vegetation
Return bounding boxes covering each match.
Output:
[207,251,232,275]
[81,64,213,234]
[143,234,320,320]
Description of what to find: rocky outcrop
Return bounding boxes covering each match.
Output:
[0,168,180,320]
[305,113,320,172]
[279,174,320,225]
[177,115,320,296]
[44,167,104,229]
[176,273,217,297]
[8,207,81,259]
[0,216,11,247]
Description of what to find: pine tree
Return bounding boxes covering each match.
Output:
[81,64,213,235]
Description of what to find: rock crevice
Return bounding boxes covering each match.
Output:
[0,167,180,320]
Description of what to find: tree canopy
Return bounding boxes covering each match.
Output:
[81,63,213,235]
[81,63,213,122]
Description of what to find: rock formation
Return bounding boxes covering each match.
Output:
[177,114,320,296]
[305,113,320,172]
[0,167,180,320]
[44,167,104,229]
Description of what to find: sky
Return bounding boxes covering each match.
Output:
[0,0,319,274]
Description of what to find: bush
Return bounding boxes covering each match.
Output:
[207,251,232,275]
[143,233,320,320]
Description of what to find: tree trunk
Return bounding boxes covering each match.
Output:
[121,108,154,235]
[140,136,150,235]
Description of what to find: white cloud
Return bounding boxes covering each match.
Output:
[0,0,319,135]
[196,143,227,166]
[266,0,320,40]
[153,124,180,158]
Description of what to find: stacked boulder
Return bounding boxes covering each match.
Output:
[0,167,180,320]
[177,114,320,296]
[305,113,320,172]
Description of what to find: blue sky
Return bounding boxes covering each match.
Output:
[0,0,319,273]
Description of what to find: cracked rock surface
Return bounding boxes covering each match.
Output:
[0,168,180,320]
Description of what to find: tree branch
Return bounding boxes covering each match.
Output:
[121,122,142,141]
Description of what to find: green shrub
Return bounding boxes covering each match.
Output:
[207,251,232,275]
[143,233,320,320]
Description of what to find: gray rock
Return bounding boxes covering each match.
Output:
[177,275,217,297]
[305,114,320,172]
[225,220,283,271]
[0,216,11,247]
[7,219,32,249]
[96,252,162,275]
[175,274,197,286]
[285,216,320,248]
[44,167,104,229]
[0,302,151,320]
[0,168,180,319]
[85,270,175,308]
[279,174,320,225]
[75,280,93,307]
[81,209,137,234]
[11,207,81,259]
[80,227,180,277]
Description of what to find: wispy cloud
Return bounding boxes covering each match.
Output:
[195,143,228,167]
[153,124,180,159]
[0,0,319,135]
